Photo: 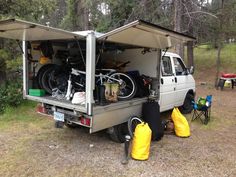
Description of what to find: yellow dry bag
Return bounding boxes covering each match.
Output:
[171,108,190,137]
[131,122,152,160]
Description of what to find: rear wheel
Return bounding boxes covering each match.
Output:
[179,93,194,114]
[108,123,129,143]
[108,72,137,101]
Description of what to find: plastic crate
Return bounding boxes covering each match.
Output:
[29,89,46,97]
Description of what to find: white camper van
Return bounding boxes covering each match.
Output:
[0,19,195,142]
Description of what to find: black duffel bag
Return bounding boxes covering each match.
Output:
[142,101,164,141]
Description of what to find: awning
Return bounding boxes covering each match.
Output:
[0,19,84,41]
[98,20,195,49]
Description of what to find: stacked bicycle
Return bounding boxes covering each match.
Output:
[36,58,137,102]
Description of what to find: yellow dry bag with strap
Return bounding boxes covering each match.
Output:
[131,122,152,160]
[171,108,190,137]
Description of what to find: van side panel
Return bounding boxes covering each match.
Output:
[102,49,159,78]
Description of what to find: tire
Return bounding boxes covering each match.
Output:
[48,67,68,92]
[128,116,143,138]
[179,93,194,114]
[108,123,129,143]
[64,119,79,128]
[55,121,64,128]
[108,72,137,101]
[36,64,55,89]
[41,66,57,94]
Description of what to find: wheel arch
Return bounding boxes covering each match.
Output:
[185,89,195,100]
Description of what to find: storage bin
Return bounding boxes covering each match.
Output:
[29,89,46,97]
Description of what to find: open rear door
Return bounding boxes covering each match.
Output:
[98,20,195,49]
[0,19,84,41]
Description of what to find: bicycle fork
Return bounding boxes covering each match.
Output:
[65,75,72,100]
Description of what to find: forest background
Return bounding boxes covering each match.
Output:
[0,0,235,109]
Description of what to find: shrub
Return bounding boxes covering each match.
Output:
[0,79,23,114]
[0,84,7,114]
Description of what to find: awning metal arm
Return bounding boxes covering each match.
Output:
[96,38,106,66]
[74,36,86,67]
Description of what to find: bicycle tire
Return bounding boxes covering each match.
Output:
[36,64,55,89]
[48,66,68,92]
[128,116,143,138]
[108,72,137,101]
[41,66,57,94]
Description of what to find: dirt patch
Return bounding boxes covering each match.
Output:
[0,83,235,177]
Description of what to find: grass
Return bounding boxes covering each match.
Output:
[0,44,235,176]
[194,43,236,73]
[0,100,50,131]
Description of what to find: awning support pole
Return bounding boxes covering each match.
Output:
[85,32,96,116]
[22,41,28,98]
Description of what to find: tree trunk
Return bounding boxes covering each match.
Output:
[83,6,89,30]
[215,0,224,88]
[173,0,184,59]
[187,41,194,68]
[76,0,89,30]
[0,71,6,85]
[215,42,221,87]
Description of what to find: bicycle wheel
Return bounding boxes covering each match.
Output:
[41,66,58,94]
[36,64,55,89]
[48,66,68,92]
[108,72,137,101]
[128,116,143,138]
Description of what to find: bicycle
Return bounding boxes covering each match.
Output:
[64,67,137,101]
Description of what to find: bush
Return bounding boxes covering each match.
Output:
[0,80,23,114]
[0,84,7,114]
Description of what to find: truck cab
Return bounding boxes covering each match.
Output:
[160,52,195,113]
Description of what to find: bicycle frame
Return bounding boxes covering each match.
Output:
[65,68,122,100]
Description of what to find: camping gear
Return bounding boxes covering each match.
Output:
[142,101,164,141]
[131,122,152,160]
[128,116,143,138]
[127,71,151,98]
[171,107,190,137]
[104,82,111,101]
[217,73,236,90]
[29,89,45,97]
[110,83,119,102]
[192,95,212,125]
[39,56,51,65]
[104,82,119,102]
[224,79,232,87]
[71,92,86,104]
[39,41,54,59]
[162,119,175,134]
[121,135,131,165]
[98,85,107,105]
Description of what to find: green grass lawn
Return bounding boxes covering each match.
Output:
[194,43,236,73]
[0,101,49,131]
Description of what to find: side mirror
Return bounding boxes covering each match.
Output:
[189,66,194,75]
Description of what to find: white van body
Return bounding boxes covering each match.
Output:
[0,19,195,142]
[160,52,195,112]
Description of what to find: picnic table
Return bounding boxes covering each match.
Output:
[217,73,236,90]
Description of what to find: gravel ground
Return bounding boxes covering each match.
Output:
[0,82,235,177]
